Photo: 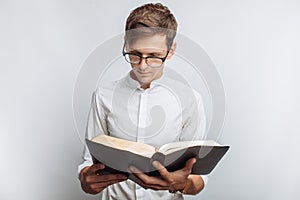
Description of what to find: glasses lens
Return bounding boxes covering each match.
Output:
[123,53,164,68]
[124,54,140,64]
[147,58,163,68]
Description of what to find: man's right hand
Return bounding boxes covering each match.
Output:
[79,163,128,194]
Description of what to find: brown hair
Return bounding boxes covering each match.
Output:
[125,3,178,49]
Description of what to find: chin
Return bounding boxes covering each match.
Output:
[136,75,150,80]
[138,80,151,85]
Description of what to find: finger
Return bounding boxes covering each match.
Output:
[86,173,128,183]
[129,166,168,187]
[130,174,168,191]
[151,161,166,171]
[129,174,148,190]
[148,184,169,191]
[182,158,196,173]
[90,178,126,190]
[128,165,143,173]
[152,161,170,180]
[88,163,105,174]
[101,173,128,181]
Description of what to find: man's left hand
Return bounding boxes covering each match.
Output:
[128,157,196,192]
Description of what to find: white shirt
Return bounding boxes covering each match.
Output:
[78,72,208,200]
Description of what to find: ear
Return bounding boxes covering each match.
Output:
[167,42,177,59]
[123,36,128,50]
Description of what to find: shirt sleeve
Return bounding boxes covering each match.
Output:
[180,89,207,141]
[179,89,209,186]
[77,89,109,175]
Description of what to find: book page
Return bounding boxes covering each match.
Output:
[91,135,156,157]
[158,140,222,155]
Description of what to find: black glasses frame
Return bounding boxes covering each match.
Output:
[122,44,170,68]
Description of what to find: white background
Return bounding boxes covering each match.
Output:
[1,0,299,199]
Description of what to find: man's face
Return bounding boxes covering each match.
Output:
[125,34,174,89]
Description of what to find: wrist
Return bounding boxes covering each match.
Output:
[79,166,89,180]
[180,178,191,194]
[168,178,191,194]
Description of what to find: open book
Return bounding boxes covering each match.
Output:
[86,135,229,176]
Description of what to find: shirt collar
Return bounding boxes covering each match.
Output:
[125,71,140,89]
[125,71,167,90]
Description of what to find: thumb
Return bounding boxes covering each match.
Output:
[89,163,105,173]
[183,158,196,173]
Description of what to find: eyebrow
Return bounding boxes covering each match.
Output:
[129,49,165,56]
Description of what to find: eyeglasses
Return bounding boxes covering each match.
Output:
[122,44,169,68]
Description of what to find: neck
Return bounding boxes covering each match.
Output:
[140,83,150,89]
[130,71,162,90]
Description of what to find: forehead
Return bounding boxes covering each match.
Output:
[126,34,168,53]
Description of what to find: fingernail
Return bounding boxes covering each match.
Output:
[152,161,158,166]
[99,164,105,169]
[120,175,128,179]
[129,166,135,172]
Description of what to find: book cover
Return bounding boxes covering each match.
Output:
[85,135,229,176]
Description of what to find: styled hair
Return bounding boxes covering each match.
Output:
[125,3,178,49]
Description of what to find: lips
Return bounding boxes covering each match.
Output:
[137,71,151,75]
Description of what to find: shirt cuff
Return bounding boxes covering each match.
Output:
[200,175,208,185]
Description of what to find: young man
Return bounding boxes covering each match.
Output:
[79,3,207,199]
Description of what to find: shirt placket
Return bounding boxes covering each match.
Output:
[137,90,148,143]
[135,90,148,199]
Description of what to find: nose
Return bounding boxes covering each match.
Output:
[138,57,148,71]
